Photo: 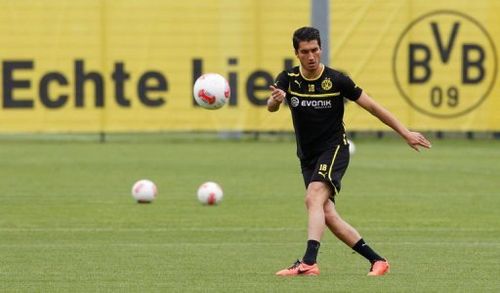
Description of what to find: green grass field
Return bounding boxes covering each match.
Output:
[1,137,499,292]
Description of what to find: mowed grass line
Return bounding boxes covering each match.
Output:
[0,138,499,292]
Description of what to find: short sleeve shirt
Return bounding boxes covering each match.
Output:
[274,65,362,160]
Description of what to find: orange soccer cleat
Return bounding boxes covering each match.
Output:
[275,260,320,276]
[367,260,390,276]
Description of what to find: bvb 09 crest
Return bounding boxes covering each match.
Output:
[392,10,497,118]
[321,78,332,91]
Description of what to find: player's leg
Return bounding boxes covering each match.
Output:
[300,146,347,266]
[323,199,360,246]
[275,181,328,276]
[317,143,359,247]
[276,159,327,276]
[320,143,389,276]
[303,181,330,261]
[305,181,330,242]
[323,200,389,276]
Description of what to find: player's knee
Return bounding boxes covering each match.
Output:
[304,193,316,208]
[304,182,329,208]
[308,181,328,192]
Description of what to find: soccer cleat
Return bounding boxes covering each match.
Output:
[367,260,390,276]
[275,260,320,276]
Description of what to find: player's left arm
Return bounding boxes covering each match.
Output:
[355,91,432,152]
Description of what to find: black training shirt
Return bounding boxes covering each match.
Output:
[274,65,362,160]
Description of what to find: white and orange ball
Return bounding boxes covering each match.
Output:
[131,179,157,203]
[193,73,230,110]
[197,181,223,205]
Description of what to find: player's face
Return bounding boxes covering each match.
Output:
[296,40,322,73]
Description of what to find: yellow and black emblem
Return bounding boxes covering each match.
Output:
[321,78,332,90]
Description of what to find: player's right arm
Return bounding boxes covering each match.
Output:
[267,85,286,112]
[267,72,289,112]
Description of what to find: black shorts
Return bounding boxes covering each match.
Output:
[300,144,350,201]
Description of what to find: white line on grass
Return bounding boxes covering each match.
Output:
[0,241,498,248]
[0,227,498,232]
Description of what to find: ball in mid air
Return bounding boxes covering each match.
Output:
[193,73,230,110]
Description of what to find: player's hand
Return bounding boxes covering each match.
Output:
[269,85,285,104]
[405,131,432,152]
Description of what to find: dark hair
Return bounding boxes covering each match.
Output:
[292,27,321,51]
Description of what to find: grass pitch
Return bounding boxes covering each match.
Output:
[0,136,499,292]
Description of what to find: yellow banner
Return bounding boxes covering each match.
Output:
[0,0,307,133]
[0,0,499,133]
[332,0,500,131]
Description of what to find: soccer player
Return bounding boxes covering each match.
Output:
[268,27,431,276]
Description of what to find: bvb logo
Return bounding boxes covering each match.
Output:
[321,78,332,90]
[393,10,498,118]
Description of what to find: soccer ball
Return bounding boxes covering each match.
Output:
[197,181,223,205]
[193,73,230,110]
[131,179,157,203]
[347,139,356,155]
